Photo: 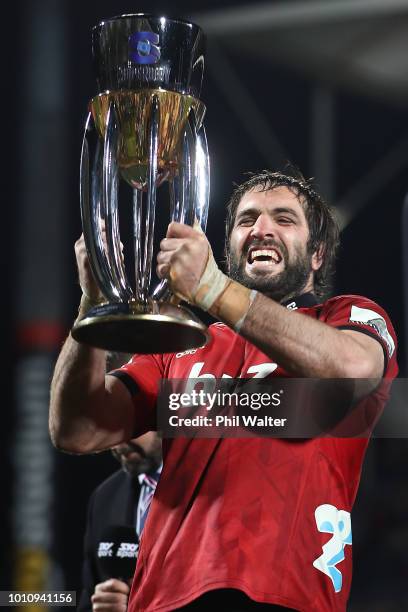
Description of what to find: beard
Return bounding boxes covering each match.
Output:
[228,239,313,303]
[112,443,161,477]
[123,455,158,477]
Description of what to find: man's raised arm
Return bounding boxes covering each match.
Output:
[49,236,135,454]
[156,223,385,386]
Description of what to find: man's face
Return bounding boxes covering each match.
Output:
[112,432,162,477]
[228,186,322,302]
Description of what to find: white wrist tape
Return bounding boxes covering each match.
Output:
[233,289,258,333]
[193,249,229,311]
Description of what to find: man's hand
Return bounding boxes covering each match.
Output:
[157,222,258,328]
[156,222,233,313]
[91,578,130,611]
[157,222,210,302]
[75,233,104,303]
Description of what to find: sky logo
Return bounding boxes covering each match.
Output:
[313,504,352,593]
[129,32,161,65]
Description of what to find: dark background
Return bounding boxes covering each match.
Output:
[3,1,408,610]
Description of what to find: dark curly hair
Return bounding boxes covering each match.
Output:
[224,169,340,299]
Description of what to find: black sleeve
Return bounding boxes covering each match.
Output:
[77,492,98,612]
[108,370,141,396]
[336,325,388,376]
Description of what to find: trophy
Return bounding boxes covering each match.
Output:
[72,14,210,354]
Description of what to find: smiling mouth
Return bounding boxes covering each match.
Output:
[247,248,282,265]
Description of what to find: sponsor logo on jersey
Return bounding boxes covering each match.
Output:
[313,504,352,593]
[183,361,279,393]
[176,348,199,359]
[349,305,395,357]
[187,361,278,380]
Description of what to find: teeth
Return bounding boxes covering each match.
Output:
[250,249,281,263]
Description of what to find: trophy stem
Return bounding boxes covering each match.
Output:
[133,188,143,303]
[141,95,160,302]
[103,103,133,301]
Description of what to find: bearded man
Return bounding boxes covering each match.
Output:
[50,170,397,612]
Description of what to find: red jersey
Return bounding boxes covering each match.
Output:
[114,294,397,612]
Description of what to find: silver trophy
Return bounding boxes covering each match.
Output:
[72,14,210,353]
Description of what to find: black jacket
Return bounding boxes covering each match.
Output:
[77,470,140,612]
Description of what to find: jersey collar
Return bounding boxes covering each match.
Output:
[281,292,319,310]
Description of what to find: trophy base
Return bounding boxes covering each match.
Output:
[71,301,210,354]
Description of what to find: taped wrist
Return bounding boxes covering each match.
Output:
[209,282,258,332]
[193,248,230,311]
[192,248,259,332]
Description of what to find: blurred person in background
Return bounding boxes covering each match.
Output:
[78,431,162,612]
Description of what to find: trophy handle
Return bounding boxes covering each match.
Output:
[80,112,121,301]
[179,110,195,227]
[103,102,133,301]
[152,117,210,301]
[141,94,160,303]
[194,124,210,232]
[133,188,143,303]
